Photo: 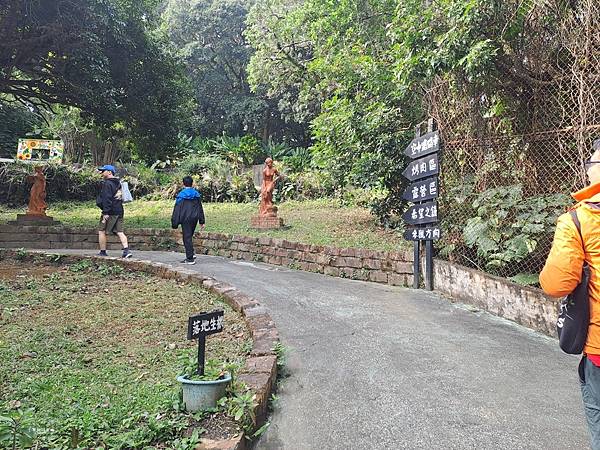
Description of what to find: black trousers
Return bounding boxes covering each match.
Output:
[181,221,197,261]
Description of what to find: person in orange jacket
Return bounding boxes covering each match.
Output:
[541,138,600,448]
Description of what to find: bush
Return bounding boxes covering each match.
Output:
[439,183,570,277]
[0,162,165,206]
[122,163,172,198]
[176,155,227,177]
[228,172,258,203]
[276,168,335,202]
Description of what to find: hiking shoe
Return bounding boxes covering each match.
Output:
[122,249,133,259]
[181,259,196,265]
[97,250,108,257]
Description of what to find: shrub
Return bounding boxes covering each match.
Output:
[176,155,227,177]
[439,183,570,277]
[228,172,258,203]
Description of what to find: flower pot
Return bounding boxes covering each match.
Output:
[177,372,232,412]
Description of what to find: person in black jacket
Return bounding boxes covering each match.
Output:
[96,165,132,258]
[171,176,205,264]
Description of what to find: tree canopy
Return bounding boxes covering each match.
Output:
[162,0,308,145]
[0,0,192,159]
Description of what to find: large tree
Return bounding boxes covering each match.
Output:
[0,0,192,160]
[163,0,307,144]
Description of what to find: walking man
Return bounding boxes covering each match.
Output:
[171,176,205,264]
[96,164,132,258]
[540,138,600,449]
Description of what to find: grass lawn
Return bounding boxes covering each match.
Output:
[0,199,408,252]
[0,255,251,449]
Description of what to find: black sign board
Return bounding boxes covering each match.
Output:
[187,310,225,339]
[187,310,224,376]
[404,130,440,159]
[402,177,439,202]
[402,153,439,182]
[402,201,438,225]
[403,226,442,241]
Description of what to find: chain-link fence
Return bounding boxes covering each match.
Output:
[427,0,600,283]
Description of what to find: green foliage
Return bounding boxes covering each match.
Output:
[509,273,540,287]
[0,163,97,206]
[247,0,418,226]
[272,342,288,372]
[1,0,193,160]
[177,353,234,382]
[218,390,257,434]
[228,173,258,203]
[280,147,313,174]
[276,169,335,202]
[246,0,577,229]
[13,249,27,262]
[457,185,569,275]
[0,407,37,450]
[0,103,40,159]
[162,0,305,142]
[168,428,202,450]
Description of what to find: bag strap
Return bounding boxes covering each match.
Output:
[569,210,585,252]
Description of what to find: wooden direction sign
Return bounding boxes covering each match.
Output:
[402,153,439,182]
[404,130,440,159]
[402,177,439,202]
[402,201,438,225]
[403,226,442,241]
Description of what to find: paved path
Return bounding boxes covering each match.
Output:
[51,250,589,449]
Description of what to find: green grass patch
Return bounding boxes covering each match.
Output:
[0,257,250,449]
[0,199,408,252]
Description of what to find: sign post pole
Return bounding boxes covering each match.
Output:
[412,126,421,289]
[197,335,206,376]
[425,119,435,291]
[402,118,441,291]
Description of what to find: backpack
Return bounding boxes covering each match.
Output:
[556,210,590,354]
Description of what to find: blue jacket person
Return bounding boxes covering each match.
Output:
[171,176,205,264]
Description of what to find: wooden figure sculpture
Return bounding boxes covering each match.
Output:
[251,157,284,229]
[259,157,280,217]
[26,166,47,216]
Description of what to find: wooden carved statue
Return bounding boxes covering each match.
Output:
[26,166,47,216]
[258,157,280,217]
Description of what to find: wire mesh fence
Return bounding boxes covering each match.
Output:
[426,0,600,283]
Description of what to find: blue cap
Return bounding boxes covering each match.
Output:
[98,164,116,174]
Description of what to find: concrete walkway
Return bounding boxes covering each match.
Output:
[50,249,588,450]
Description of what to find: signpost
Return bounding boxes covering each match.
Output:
[402,119,441,291]
[403,226,442,241]
[402,177,439,203]
[404,130,440,159]
[187,310,224,376]
[401,153,439,182]
[402,201,438,226]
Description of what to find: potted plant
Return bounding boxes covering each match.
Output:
[177,354,232,412]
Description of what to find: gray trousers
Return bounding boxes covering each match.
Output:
[580,356,600,450]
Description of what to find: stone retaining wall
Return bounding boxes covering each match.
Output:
[0,224,415,287]
[433,258,559,336]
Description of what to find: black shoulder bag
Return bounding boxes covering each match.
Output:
[557,210,591,354]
